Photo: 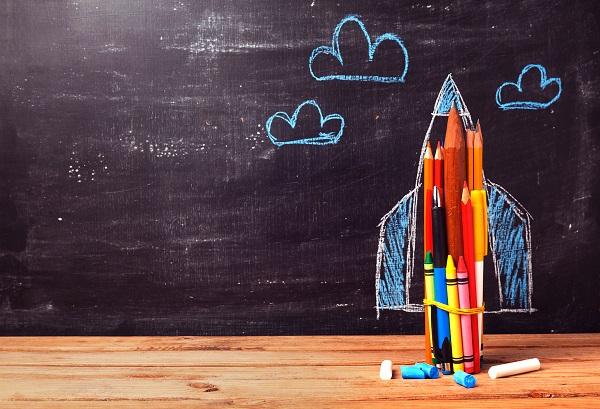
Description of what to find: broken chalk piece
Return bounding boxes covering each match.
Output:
[379,360,393,380]
[453,370,476,388]
[415,362,440,379]
[401,365,426,379]
[488,358,541,379]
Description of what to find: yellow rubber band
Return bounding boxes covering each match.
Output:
[423,299,485,315]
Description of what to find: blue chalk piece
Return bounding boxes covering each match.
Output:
[453,370,476,388]
[415,362,440,379]
[401,365,426,379]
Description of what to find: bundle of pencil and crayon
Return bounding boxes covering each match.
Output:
[423,104,488,374]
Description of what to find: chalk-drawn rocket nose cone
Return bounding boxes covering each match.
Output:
[375,74,535,317]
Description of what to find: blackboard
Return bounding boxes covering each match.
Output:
[0,0,598,335]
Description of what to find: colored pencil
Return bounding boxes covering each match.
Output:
[424,142,434,254]
[446,255,464,372]
[457,255,474,373]
[423,142,434,364]
[461,183,480,373]
[434,141,444,201]
[443,105,465,262]
[475,121,489,256]
[432,186,452,374]
[424,252,436,364]
[466,129,475,191]
[473,122,483,190]
[471,189,486,361]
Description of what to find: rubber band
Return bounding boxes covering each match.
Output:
[423,299,485,315]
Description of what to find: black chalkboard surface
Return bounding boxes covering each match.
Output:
[0,0,598,335]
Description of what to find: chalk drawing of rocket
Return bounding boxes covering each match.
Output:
[375,74,535,317]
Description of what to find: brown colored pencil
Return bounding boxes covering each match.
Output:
[443,105,466,262]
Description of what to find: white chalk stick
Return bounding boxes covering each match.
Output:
[380,360,393,380]
[488,358,541,379]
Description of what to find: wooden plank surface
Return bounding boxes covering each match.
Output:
[0,334,599,408]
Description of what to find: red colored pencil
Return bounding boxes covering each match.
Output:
[434,141,444,201]
[461,182,480,373]
[424,142,434,255]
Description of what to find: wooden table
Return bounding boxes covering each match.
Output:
[0,334,598,408]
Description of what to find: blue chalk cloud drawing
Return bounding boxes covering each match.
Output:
[376,74,535,317]
[265,99,345,146]
[309,15,409,83]
[496,64,562,110]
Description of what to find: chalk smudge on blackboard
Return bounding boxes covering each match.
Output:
[265,100,345,147]
[375,74,535,317]
[309,15,409,83]
[496,64,562,110]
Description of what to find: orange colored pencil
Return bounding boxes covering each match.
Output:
[434,141,443,201]
[466,129,475,191]
[473,122,483,190]
[443,105,466,262]
[461,182,480,373]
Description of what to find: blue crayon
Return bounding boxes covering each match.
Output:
[453,370,476,388]
[401,365,426,379]
[415,362,440,379]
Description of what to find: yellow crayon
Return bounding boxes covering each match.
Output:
[446,255,464,372]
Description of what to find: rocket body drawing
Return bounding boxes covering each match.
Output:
[376,74,535,316]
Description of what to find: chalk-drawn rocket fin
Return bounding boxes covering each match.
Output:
[486,179,534,312]
[376,74,535,317]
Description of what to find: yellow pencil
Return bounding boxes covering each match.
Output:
[446,255,464,372]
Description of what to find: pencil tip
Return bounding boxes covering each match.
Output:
[425,142,433,158]
[461,184,470,203]
[467,129,475,147]
[434,141,443,159]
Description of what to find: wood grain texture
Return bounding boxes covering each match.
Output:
[0,334,599,408]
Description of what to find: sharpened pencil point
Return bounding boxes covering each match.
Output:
[435,141,443,159]
[462,182,470,204]
[425,142,433,159]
